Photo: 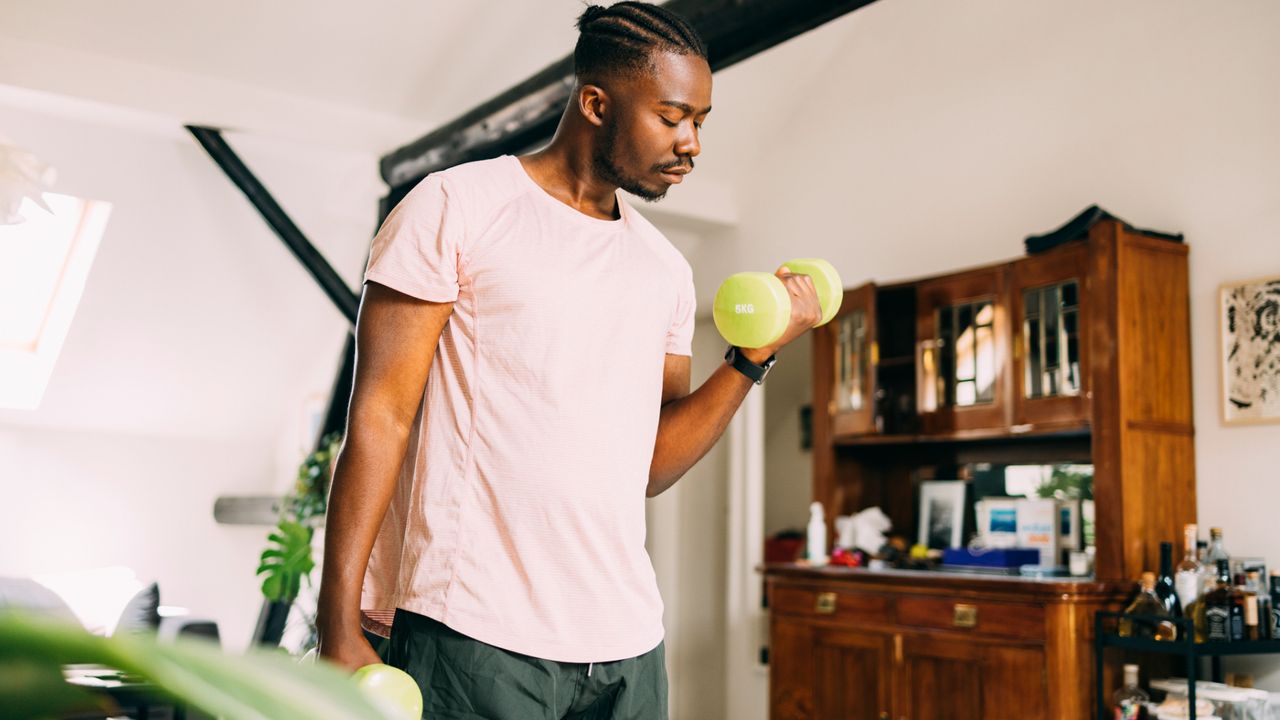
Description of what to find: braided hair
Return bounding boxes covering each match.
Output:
[574,2,707,83]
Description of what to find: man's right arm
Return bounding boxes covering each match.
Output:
[314,281,454,672]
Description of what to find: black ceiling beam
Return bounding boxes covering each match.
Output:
[380,0,879,198]
[187,125,360,325]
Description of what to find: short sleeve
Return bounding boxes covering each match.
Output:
[363,174,465,302]
[665,262,696,356]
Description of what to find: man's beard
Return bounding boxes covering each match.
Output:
[592,120,667,202]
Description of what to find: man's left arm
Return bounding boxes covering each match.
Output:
[646,268,821,497]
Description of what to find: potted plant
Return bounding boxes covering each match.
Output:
[255,432,341,650]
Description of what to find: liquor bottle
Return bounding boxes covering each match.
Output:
[1244,590,1261,641]
[1197,540,1214,595]
[1271,570,1280,639]
[1120,572,1177,641]
[1232,573,1248,641]
[1194,573,1215,642]
[1175,524,1203,611]
[1205,559,1237,642]
[1156,541,1182,617]
[1205,527,1229,567]
[1248,571,1271,640]
[1112,664,1149,720]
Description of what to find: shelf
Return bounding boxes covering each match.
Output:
[1095,612,1280,657]
[876,355,914,368]
[833,424,1090,447]
[1100,634,1280,656]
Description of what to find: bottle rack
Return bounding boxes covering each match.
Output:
[1094,611,1280,720]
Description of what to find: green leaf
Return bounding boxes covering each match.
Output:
[257,518,317,603]
[0,612,397,720]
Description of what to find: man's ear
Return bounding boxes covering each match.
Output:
[577,83,608,128]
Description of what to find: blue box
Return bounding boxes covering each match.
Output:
[942,547,1041,569]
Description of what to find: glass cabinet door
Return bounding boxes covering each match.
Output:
[935,299,997,408]
[1022,280,1081,399]
[1010,244,1090,430]
[830,283,877,437]
[916,265,1012,434]
[835,309,869,413]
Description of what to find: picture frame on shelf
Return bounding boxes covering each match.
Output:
[1219,275,1280,425]
[918,480,967,550]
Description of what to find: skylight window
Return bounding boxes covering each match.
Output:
[0,193,111,409]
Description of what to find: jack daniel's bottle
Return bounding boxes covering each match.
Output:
[1205,559,1241,642]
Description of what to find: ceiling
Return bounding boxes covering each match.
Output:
[0,0,865,173]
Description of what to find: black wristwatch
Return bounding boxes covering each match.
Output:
[725,345,777,385]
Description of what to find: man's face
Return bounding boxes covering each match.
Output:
[592,51,712,201]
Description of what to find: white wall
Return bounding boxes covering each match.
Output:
[0,87,383,650]
[647,317,730,720]
[764,336,813,537]
[709,0,1280,698]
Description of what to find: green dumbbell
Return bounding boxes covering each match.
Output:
[353,663,424,720]
[298,651,424,720]
[713,258,843,349]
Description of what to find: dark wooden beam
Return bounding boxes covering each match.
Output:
[186,125,360,325]
[380,0,879,196]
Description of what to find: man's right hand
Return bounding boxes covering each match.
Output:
[317,629,383,673]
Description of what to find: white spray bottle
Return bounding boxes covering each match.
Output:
[807,501,828,566]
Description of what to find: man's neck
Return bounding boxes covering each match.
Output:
[518,148,620,221]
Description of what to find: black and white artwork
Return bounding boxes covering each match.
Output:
[1221,276,1280,424]
[918,480,966,549]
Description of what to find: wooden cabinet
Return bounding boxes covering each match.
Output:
[782,213,1196,720]
[898,636,1047,720]
[808,217,1195,581]
[767,570,1122,720]
[815,629,892,720]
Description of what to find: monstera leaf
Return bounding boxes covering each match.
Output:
[257,519,316,602]
[0,612,392,720]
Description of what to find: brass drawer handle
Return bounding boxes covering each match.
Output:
[815,592,837,614]
[953,603,978,628]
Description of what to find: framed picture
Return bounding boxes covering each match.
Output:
[919,480,967,549]
[974,498,1019,548]
[1220,275,1280,425]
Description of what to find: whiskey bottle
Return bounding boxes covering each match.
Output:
[1175,524,1203,611]
[1205,560,1237,642]
[1156,541,1182,617]
[1120,572,1177,641]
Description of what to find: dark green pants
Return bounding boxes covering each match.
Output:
[387,609,668,720]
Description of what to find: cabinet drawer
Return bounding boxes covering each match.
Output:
[771,585,890,625]
[896,596,1044,641]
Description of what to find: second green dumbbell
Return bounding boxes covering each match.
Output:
[713,258,843,349]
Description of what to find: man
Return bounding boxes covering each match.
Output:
[316,3,820,718]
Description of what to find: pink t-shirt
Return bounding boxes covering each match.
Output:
[359,155,695,663]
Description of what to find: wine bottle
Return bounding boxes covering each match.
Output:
[1156,541,1181,617]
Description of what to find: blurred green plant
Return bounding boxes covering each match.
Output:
[257,432,342,604]
[1035,464,1094,501]
[0,611,392,720]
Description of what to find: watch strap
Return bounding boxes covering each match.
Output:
[725,345,776,385]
